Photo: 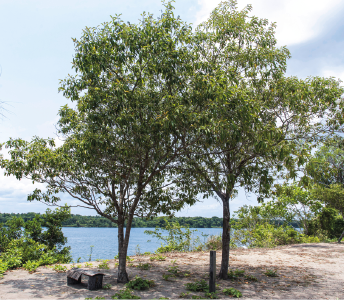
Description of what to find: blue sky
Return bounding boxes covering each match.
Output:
[0,0,343,217]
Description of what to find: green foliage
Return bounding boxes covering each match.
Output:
[23,260,40,272]
[244,274,258,282]
[145,219,198,253]
[149,254,166,261]
[228,269,245,280]
[98,259,110,270]
[137,263,151,270]
[125,276,155,290]
[0,207,71,277]
[53,264,67,272]
[111,289,141,300]
[231,205,320,248]
[223,288,242,298]
[264,269,278,277]
[204,292,218,299]
[103,283,112,290]
[185,279,209,292]
[0,259,8,278]
[84,262,93,268]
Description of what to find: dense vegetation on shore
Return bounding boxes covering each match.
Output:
[0,214,225,228]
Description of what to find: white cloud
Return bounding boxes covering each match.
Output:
[196,0,343,46]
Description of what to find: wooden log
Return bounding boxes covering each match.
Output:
[209,250,216,293]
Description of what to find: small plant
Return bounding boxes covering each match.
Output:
[143,252,151,255]
[171,259,177,264]
[264,269,278,277]
[223,288,242,298]
[204,292,218,299]
[126,276,155,290]
[135,244,141,256]
[114,262,119,267]
[179,292,190,298]
[244,274,258,281]
[53,264,67,272]
[88,245,94,261]
[94,297,106,300]
[77,257,82,263]
[191,296,203,299]
[103,283,112,289]
[185,279,209,292]
[111,288,140,299]
[76,264,82,268]
[98,259,110,270]
[228,269,245,280]
[128,263,134,267]
[84,262,93,268]
[150,254,166,261]
[137,263,151,270]
[162,273,175,281]
[23,260,40,272]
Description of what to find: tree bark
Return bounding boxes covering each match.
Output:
[117,219,129,283]
[338,229,344,243]
[218,196,230,280]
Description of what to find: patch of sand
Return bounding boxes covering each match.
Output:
[1,242,344,299]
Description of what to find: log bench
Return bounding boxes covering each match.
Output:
[67,268,105,290]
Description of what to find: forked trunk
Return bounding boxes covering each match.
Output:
[218,196,230,280]
[117,221,129,283]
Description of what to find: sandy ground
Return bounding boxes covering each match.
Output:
[1,242,344,299]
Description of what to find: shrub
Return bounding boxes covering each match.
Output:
[23,260,40,272]
[137,263,151,270]
[53,264,67,272]
[185,279,209,292]
[126,276,155,290]
[223,288,242,298]
[228,269,245,280]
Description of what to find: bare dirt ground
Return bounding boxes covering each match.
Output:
[1,242,344,299]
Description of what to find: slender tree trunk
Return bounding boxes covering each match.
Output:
[218,196,230,280]
[338,230,344,243]
[117,218,129,283]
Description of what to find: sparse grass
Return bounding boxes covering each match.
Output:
[264,269,278,277]
[150,254,166,261]
[111,288,140,299]
[137,263,151,270]
[244,274,258,281]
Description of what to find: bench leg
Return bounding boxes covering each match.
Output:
[87,275,103,290]
[67,277,81,285]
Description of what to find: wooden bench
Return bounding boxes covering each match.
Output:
[67,268,105,290]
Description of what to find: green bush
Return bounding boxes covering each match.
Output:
[0,206,72,276]
[223,288,242,298]
[185,279,209,292]
[126,276,155,290]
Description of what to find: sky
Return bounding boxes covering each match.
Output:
[0,0,343,217]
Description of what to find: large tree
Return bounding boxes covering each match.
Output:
[0,2,208,283]
[179,0,344,279]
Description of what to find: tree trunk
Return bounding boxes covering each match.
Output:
[338,229,344,243]
[218,196,230,280]
[117,220,129,283]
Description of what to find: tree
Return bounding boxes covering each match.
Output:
[306,138,344,242]
[179,1,344,279]
[0,2,207,283]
